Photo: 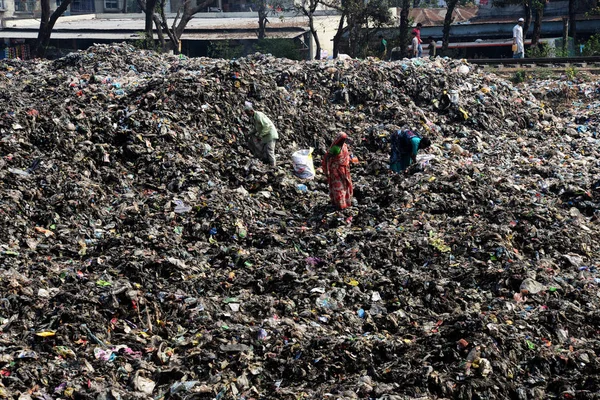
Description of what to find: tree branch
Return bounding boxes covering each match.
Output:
[48,0,73,27]
[136,0,147,11]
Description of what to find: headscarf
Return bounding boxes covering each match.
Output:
[244,101,253,111]
[331,132,348,148]
[323,132,350,175]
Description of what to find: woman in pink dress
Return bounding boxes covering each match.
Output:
[322,132,353,210]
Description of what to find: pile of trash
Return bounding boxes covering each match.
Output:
[526,76,600,140]
[2,43,600,399]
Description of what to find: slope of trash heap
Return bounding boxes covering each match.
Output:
[1,43,600,399]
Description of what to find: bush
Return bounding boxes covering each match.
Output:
[254,39,303,61]
[512,70,527,83]
[526,42,550,58]
[208,40,245,59]
[582,34,600,56]
[565,66,578,81]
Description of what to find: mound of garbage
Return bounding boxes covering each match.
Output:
[1,43,600,399]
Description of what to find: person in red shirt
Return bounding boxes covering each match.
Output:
[322,132,353,210]
[413,23,423,57]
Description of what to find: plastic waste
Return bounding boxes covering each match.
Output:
[291,148,316,180]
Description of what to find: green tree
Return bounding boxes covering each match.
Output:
[326,0,392,58]
[582,33,600,55]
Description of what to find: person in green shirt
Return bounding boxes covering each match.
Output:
[244,101,279,166]
[390,130,431,173]
[379,35,388,60]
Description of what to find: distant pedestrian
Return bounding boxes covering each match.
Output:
[322,132,353,210]
[244,101,278,166]
[389,129,431,172]
[379,34,388,60]
[411,31,419,58]
[513,17,525,59]
[415,23,423,57]
[427,36,437,58]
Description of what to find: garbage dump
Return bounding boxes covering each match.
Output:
[1,43,600,399]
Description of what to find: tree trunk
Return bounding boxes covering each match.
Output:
[152,13,167,50]
[523,0,532,38]
[136,0,157,47]
[308,17,321,59]
[399,0,410,58]
[442,0,458,51]
[531,1,544,47]
[568,0,577,44]
[34,0,73,58]
[332,11,346,58]
[258,1,268,40]
[347,13,357,57]
[152,0,212,55]
[145,0,157,43]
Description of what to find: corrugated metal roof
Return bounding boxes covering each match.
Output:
[0,29,306,40]
[182,30,306,40]
[406,6,479,25]
[0,31,139,39]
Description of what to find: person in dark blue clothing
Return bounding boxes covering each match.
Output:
[389,130,431,173]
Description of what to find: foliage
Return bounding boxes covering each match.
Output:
[132,31,161,51]
[207,39,302,60]
[208,40,245,59]
[512,70,527,83]
[345,0,393,57]
[585,5,600,15]
[365,0,393,25]
[254,39,303,60]
[565,66,578,80]
[526,42,550,57]
[582,34,600,56]
[555,45,569,57]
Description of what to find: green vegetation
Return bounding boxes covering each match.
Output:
[208,40,245,59]
[582,34,600,56]
[208,38,303,60]
[254,39,303,61]
[132,31,161,51]
[526,43,551,58]
[565,66,578,81]
[512,70,528,83]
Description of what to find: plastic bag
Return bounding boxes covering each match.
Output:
[292,148,316,180]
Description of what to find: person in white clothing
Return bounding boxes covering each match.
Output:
[411,31,419,58]
[512,17,525,59]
